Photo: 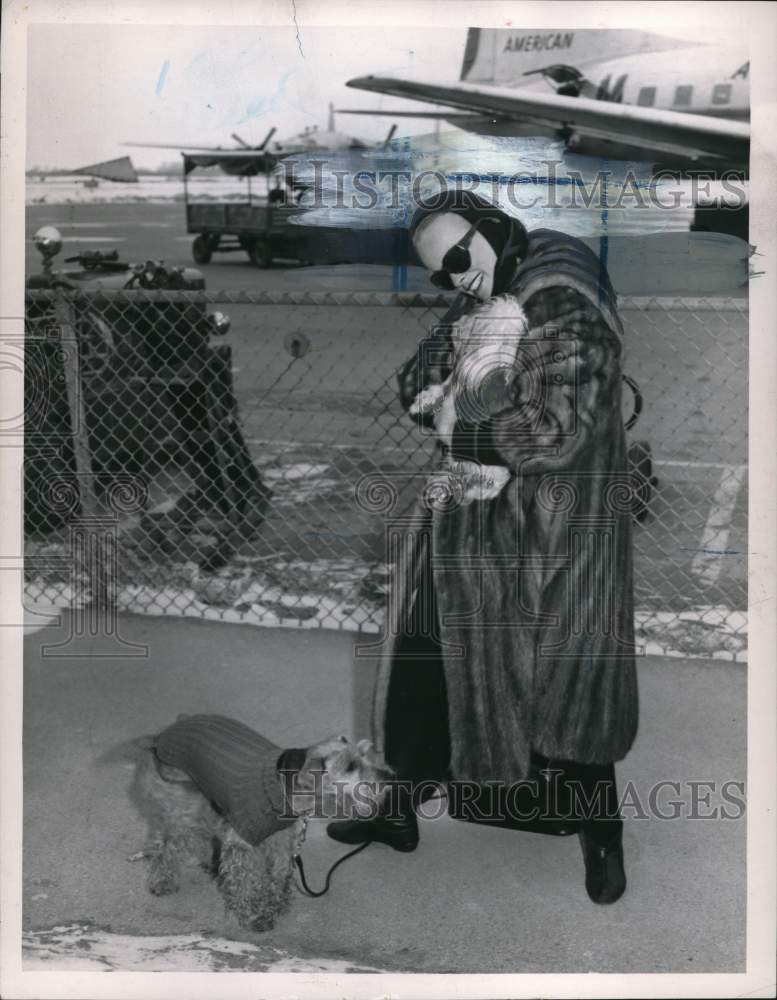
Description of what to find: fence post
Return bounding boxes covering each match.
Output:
[53,288,112,607]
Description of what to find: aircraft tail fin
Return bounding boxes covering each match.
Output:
[72,156,138,183]
[460,27,702,87]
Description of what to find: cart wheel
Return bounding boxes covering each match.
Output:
[249,240,273,269]
[628,440,659,524]
[192,235,213,264]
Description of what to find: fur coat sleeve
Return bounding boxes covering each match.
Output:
[449,286,621,477]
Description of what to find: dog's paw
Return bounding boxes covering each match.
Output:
[409,383,447,417]
[127,850,151,863]
[148,871,179,896]
[127,839,162,863]
[249,913,277,933]
[148,876,178,896]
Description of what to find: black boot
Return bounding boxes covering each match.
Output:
[577,814,626,904]
[326,811,419,852]
[567,759,627,903]
[327,784,419,852]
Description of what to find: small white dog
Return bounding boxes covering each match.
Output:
[411,294,528,504]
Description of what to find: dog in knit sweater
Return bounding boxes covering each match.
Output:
[128,714,392,931]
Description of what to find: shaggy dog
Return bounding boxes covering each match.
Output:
[128,714,392,931]
[410,294,528,505]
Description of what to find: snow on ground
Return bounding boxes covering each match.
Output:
[23,577,746,661]
[23,923,384,972]
[27,175,267,205]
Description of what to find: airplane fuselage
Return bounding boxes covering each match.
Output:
[271,129,369,155]
[518,46,749,121]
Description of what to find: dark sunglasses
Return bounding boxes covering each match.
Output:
[429,217,496,291]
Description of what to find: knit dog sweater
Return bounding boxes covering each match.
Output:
[153,714,306,846]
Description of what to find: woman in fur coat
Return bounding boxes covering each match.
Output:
[328,193,639,904]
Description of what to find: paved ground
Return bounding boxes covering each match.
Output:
[22,611,746,974]
[25,200,748,296]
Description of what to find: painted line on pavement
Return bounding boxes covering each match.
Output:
[26,236,127,243]
[691,464,747,586]
[655,459,748,470]
[41,222,113,228]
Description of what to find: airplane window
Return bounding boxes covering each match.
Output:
[674,85,693,106]
[637,87,656,107]
[712,83,732,105]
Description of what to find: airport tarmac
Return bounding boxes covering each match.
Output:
[24,200,749,297]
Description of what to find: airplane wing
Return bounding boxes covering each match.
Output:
[180,150,276,161]
[123,142,239,151]
[182,152,276,176]
[337,109,479,118]
[124,129,276,155]
[346,76,750,166]
[123,147,278,175]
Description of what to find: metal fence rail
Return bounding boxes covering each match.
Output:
[22,288,748,660]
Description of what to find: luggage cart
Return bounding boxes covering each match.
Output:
[182,152,413,269]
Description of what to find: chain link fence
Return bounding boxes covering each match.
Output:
[22,288,747,660]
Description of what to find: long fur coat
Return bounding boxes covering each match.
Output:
[373,230,639,783]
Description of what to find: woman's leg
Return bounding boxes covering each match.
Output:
[383,583,451,789]
[567,760,622,837]
[328,577,451,850]
[567,760,626,904]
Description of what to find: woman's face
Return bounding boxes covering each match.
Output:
[413,213,498,301]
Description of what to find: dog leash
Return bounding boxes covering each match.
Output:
[291,788,450,898]
[293,841,372,898]
[293,790,453,895]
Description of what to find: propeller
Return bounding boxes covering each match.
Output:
[523,64,584,84]
[257,127,277,151]
[231,127,278,151]
[523,64,585,97]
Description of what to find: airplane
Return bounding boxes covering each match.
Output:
[124,104,397,177]
[269,103,397,154]
[340,28,749,171]
[124,125,281,175]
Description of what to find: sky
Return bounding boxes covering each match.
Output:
[26,21,746,172]
[26,24,468,171]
